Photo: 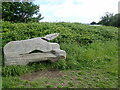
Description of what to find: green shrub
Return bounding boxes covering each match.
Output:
[2,21,118,46]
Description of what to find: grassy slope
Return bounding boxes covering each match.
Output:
[2,21,118,88]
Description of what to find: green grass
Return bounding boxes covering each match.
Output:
[2,40,118,88]
[2,69,118,88]
[1,21,118,88]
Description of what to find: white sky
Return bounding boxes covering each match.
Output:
[34,0,119,23]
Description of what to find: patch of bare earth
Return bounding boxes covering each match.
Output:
[20,70,83,88]
[20,69,65,81]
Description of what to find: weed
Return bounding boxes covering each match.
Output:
[68,81,74,87]
[46,85,54,88]
[57,85,63,88]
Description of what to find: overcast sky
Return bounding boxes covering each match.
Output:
[33,0,119,24]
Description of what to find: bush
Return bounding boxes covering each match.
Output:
[2,21,118,46]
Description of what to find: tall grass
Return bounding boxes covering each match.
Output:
[58,40,118,70]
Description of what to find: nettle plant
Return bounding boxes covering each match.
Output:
[2,21,118,76]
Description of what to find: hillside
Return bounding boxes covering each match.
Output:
[2,21,118,88]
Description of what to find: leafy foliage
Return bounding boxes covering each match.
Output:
[98,12,120,27]
[2,2,43,23]
[2,21,118,46]
[90,21,97,25]
[2,21,118,77]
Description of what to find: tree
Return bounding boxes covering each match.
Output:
[110,14,120,27]
[98,12,113,26]
[90,21,96,25]
[98,12,120,27]
[2,2,44,23]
